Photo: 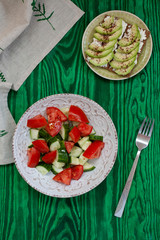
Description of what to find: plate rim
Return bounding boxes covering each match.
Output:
[12,93,118,198]
[82,10,153,81]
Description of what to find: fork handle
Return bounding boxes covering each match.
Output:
[114,150,141,218]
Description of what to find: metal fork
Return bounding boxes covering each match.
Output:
[114,117,154,218]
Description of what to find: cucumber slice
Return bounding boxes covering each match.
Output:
[36,162,52,175]
[69,146,83,157]
[28,144,33,148]
[90,128,96,135]
[83,162,95,172]
[57,149,68,163]
[89,135,103,141]
[72,121,80,127]
[39,128,51,142]
[78,136,89,148]
[30,129,40,140]
[68,136,73,141]
[82,141,92,150]
[59,124,70,140]
[50,140,60,151]
[59,140,65,149]
[70,157,80,165]
[53,158,65,168]
[60,107,69,117]
[51,165,63,175]
[79,153,88,165]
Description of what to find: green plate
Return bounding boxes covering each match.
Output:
[82,10,153,80]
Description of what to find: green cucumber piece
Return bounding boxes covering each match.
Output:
[36,162,52,175]
[69,146,83,157]
[57,149,68,163]
[28,144,33,148]
[39,129,52,142]
[59,124,70,140]
[78,136,89,148]
[60,107,69,117]
[82,141,92,150]
[70,157,80,165]
[83,162,95,172]
[79,153,88,166]
[90,128,96,135]
[53,158,65,168]
[50,140,60,151]
[30,129,40,140]
[89,135,103,141]
[51,165,63,175]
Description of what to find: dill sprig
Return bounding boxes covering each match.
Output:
[31,1,55,30]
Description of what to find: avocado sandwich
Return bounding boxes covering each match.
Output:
[85,15,150,76]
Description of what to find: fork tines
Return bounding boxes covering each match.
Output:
[138,117,154,136]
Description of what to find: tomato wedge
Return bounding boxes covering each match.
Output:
[53,168,72,185]
[71,165,83,180]
[65,141,75,153]
[32,139,49,153]
[45,120,62,137]
[83,140,105,159]
[77,122,93,136]
[27,114,47,128]
[69,126,81,143]
[46,107,67,123]
[68,105,89,123]
[42,151,57,164]
[27,147,40,168]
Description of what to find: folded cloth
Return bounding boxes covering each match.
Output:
[0,0,84,165]
[0,82,16,165]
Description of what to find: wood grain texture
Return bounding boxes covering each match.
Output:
[0,0,159,239]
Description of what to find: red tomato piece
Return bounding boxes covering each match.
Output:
[69,126,81,143]
[46,107,67,123]
[71,165,83,180]
[68,105,89,123]
[27,114,47,128]
[32,139,49,153]
[65,141,75,153]
[77,122,93,136]
[53,168,72,185]
[45,120,62,137]
[42,151,57,164]
[27,147,40,168]
[83,140,105,159]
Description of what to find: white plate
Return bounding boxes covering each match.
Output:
[13,94,118,198]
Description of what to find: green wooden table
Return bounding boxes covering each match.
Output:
[1,0,160,239]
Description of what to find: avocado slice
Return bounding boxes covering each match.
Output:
[89,52,114,66]
[94,28,122,42]
[109,56,136,69]
[89,39,117,52]
[86,48,113,58]
[115,63,135,76]
[114,46,139,62]
[95,19,122,35]
[117,40,140,54]
[118,24,138,47]
[101,16,114,29]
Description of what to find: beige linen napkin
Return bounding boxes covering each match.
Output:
[0,0,84,164]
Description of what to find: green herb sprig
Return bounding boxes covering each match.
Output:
[31,2,55,30]
[0,130,8,137]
